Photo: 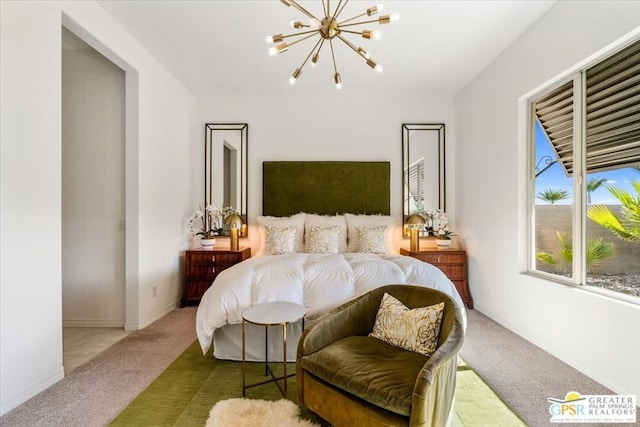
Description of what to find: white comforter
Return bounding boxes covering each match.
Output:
[196,252,465,354]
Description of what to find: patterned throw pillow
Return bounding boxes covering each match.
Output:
[370,293,445,357]
[355,225,387,254]
[307,226,341,254]
[263,225,297,255]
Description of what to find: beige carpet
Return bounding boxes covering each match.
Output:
[0,307,625,427]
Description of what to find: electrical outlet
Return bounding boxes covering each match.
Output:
[152,285,157,297]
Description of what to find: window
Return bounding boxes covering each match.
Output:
[527,38,640,300]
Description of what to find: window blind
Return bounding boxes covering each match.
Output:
[535,39,640,175]
[405,158,424,207]
[585,39,640,173]
[535,81,574,175]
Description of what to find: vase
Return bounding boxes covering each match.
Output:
[201,238,216,249]
[435,238,452,248]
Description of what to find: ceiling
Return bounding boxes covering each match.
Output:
[96,0,556,97]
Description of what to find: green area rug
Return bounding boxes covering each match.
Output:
[111,341,525,426]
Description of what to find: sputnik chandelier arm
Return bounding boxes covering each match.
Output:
[266,0,399,89]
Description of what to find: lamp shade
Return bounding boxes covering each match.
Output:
[404,214,426,226]
[224,214,244,228]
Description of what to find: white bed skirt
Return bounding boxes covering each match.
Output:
[213,319,305,362]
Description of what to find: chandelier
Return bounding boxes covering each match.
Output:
[266,0,399,89]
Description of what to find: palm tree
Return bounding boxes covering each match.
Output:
[536,231,615,272]
[536,188,570,204]
[586,177,607,204]
[587,180,640,244]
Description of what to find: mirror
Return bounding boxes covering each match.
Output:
[205,123,248,236]
[402,123,445,226]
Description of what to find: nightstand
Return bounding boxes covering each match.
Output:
[400,247,473,309]
[182,247,251,307]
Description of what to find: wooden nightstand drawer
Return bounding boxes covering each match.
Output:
[434,265,466,280]
[400,247,473,309]
[182,247,251,307]
[413,253,465,265]
[187,252,243,265]
[186,264,222,280]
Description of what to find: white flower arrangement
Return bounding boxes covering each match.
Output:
[435,211,452,239]
[188,204,238,238]
[413,209,453,238]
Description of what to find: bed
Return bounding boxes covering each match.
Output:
[195,161,466,361]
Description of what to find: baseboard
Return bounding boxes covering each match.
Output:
[0,368,64,416]
[124,300,179,331]
[62,319,125,328]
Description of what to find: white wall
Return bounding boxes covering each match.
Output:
[0,0,194,415]
[193,93,457,254]
[455,0,640,397]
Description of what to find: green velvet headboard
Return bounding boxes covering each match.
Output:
[263,161,390,216]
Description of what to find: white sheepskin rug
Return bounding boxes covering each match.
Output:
[205,398,319,427]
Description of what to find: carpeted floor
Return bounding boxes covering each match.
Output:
[109,341,525,426]
[0,307,626,427]
[0,308,197,427]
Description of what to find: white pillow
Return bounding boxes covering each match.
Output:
[355,225,387,254]
[263,225,297,255]
[257,213,306,255]
[345,213,395,253]
[304,214,347,253]
[307,226,341,254]
[370,293,445,357]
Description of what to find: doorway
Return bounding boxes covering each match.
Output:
[61,27,126,371]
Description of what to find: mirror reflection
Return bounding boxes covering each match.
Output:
[402,123,445,226]
[205,123,248,236]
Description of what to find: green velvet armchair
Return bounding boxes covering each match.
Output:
[296,285,465,427]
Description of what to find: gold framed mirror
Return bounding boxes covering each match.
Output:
[205,123,248,236]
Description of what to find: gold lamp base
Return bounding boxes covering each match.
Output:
[410,228,420,251]
[230,227,239,251]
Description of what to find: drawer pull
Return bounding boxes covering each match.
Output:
[437,256,441,263]
[212,266,216,273]
[211,255,216,262]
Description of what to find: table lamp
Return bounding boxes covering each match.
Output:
[225,214,244,251]
[404,214,426,251]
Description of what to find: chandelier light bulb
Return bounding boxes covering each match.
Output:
[334,72,342,90]
[266,34,284,44]
[366,58,382,72]
[390,12,400,22]
[358,47,371,59]
[373,30,382,40]
[311,52,320,67]
[289,68,302,85]
[270,43,289,55]
[367,3,384,16]
[309,18,320,30]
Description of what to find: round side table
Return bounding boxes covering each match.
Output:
[241,301,306,398]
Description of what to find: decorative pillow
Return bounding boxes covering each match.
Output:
[257,213,305,254]
[355,225,387,254]
[369,293,445,357]
[263,225,297,255]
[345,213,395,253]
[304,214,348,253]
[307,226,341,254]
